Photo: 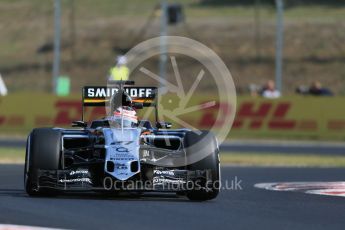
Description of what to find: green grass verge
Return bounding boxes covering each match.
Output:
[1,147,345,167]
[221,153,345,167]
[8,1,343,19]
[0,148,25,164]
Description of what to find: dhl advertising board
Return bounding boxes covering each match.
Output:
[0,93,344,140]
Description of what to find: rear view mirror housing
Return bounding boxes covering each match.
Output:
[156,122,172,129]
[72,121,88,128]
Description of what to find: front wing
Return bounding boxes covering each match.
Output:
[36,167,212,192]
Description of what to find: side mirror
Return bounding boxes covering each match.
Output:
[72,121,88,128]
[156,122,172,129]
[133,102,143,109]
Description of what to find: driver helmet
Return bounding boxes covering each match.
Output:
[110,106,137,128]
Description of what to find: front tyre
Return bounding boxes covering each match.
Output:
[24,128,62,196]
[184,131,220,201]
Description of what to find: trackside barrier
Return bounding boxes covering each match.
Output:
[0,93,344,140]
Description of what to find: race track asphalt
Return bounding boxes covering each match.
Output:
[0,165,344,230]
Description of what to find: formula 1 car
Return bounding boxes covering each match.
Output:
[24,81,220,201]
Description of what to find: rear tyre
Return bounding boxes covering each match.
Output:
[184,131,220,201]
[24,128,62,196]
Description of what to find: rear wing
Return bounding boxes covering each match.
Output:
[81,86,158,122]
[83,86,157,107]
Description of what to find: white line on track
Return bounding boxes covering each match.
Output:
[0,224,65,230]
[254,182,345,197]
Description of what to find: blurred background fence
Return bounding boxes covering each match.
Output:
[0,0,344,94]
